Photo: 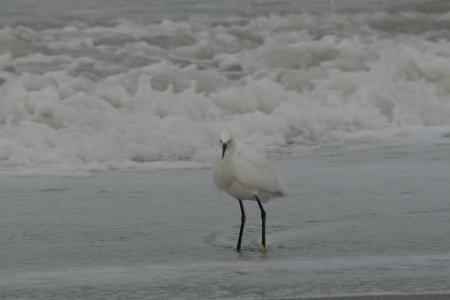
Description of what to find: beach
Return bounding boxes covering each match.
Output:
[1,0,450,298]
[1,140,449,299]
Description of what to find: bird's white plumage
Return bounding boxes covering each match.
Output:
[213,130,288,203]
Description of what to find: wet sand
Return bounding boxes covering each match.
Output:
[1,142,449,299]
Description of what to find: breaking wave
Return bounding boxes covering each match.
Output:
[1,11,450,168]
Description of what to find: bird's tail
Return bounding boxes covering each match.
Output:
[276,182,288,197]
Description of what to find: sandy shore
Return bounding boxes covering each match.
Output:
[1,141,449,299]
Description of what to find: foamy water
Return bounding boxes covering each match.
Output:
[1,1,450,170]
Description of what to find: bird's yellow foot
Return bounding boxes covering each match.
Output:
[259,244,267,253]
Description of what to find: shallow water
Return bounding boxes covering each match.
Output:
[1,142,449,299]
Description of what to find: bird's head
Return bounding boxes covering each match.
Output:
[219,130,232,160]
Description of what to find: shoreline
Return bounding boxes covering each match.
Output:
[1,142,449,299]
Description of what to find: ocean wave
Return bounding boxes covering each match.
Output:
[1,12,450,168]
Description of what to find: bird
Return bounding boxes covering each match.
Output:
[213,130,288,252]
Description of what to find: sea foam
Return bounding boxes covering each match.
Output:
[1,12,450,170]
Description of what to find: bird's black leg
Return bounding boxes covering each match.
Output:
[237,199,246,251]
[255,196,267,251]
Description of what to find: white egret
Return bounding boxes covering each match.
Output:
[213,130,288,252]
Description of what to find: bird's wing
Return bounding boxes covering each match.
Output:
[232,145,283,194]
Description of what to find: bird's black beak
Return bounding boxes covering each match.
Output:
[222,143,228,160]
